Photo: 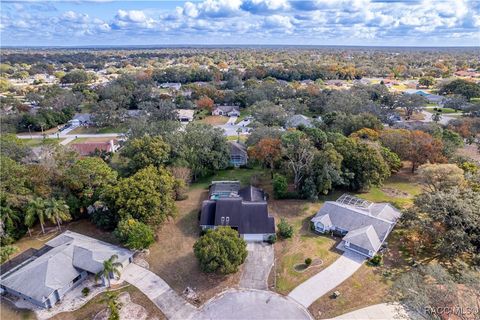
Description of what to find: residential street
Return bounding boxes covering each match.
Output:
[288,251,365,307]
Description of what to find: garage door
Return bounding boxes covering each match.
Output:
[243,234,264,242]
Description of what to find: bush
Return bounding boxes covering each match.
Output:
[267,234,277,244]
[82,287,90,297]
[114,219,155,250]
[368,254,383,266]
[272,174,288,199]
[193,227,247,274]
[277,218,294,239]
[305,258,312,266]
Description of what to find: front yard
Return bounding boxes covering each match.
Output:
[268,200,341,294]
[145,168,270,305]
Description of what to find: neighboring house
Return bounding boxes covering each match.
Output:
[68,113,92,127]
[200,181,274,242]
[160,82,182,90]
[212,105,240,117]
[285,114,314,129]
[70,140,119,156]
[176,109,195,122]
[311,194,401,258]
[0,231,133,309]
[228,141,248,167]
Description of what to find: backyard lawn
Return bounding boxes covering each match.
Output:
[197,115,228,125]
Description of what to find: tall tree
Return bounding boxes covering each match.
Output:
[45,198,71,231]
[182,123,230,180]
[248,138,282,177]
[121,135,170,173]
[25,197,48,234]
[105,166,176,226]
[281,131,315,189]
[403,188,480,263]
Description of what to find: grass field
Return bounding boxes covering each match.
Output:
[198,115,228,125]
[22,138,63,147]
[424,107,459,114]
[68,126,123,134]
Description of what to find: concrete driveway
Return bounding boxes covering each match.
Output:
[240,242,274,290]
[329,303,411,320]
[121,263,196,320]
[288,251,365,307]
[195,289,312,320]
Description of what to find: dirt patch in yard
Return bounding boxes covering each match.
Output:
[51,286,165,320]
[381,187,410,198]
[145,187,241,306]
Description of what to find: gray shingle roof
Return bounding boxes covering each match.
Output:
[311,198,401,253]
[343,225,382,252]
[228,141,247,157]
[0,231,132,303]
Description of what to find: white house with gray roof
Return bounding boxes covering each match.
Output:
[311,194,401,258]
[0,231,133,309]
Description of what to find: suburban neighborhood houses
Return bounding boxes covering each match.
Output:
[2,2,480,319]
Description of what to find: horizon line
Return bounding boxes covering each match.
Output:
[2,44,480,49]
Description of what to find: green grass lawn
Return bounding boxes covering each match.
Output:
[69,126,124,134]
[22,138,63,147]
[424,107,459,114]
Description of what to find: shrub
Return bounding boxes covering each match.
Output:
[114,219,155,250]
[277,218,294,239]
[272,174,288,199]
[305,258,312,266]
[193,227,247,274]
[82,287,90,297]
[267,234,277,244]
[368,254,383,266]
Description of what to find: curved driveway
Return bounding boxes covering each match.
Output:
[288,251,365,307]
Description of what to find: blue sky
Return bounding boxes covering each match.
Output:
[1,0,479,46]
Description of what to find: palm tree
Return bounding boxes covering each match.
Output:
[25,197,49,234]
[45,198,71,231]
[0,199,20,237]
[99,290,122,320]
[95,255,122,288]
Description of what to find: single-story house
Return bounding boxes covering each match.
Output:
[200,182,274,242]
[285,114,314,129]
[160,82,182,90]
[176,109,194,122]
[0,231,133,309]
[70,139,120,156]
[212,105,240,117]
[311,194,401,258]
[68,113,92,127]
[228,141,248,167]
